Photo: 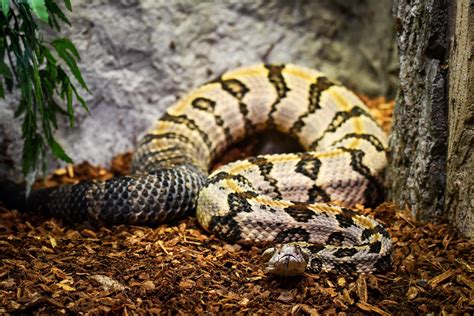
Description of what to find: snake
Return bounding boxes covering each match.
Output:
[26,64,392,275]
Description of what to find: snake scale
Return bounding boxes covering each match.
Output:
[27,64,392,275]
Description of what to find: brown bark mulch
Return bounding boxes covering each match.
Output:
[1,98,473,315]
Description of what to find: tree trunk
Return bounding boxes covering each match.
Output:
[389,0,473,237]
[387,0,449,220]
[445,0,473,238]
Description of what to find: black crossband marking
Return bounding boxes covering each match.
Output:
[219,78,255,137]
[339,147,384,206]
[220,79,249,100]
[160,113,214,157]
[205,171,254,188]
[137,146,178,158]
[136,150,192,168]
[374,253,392,272]
[308,257,323,273]
[140,132,198,151]
[207,185,257,243]
[327,232,345,245]
[294,153,330,202]
[289,76,334,138]
[295,153,322,180]
[369,241,382,253]
[284,202,315,222]
[191,97,216,112]
[191,97,233,146]
[207,213,241,243]
[333,247,358,258]
[307,185,331,203]
[247,156,282,199]
[308,106,376,150]
[361,225,391,241]
[264,64,290,128]
[330,133,385,152]
[274,227,310,243]
[228,192,255,213]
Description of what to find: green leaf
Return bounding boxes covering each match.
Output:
[39,68,54,92]
[63,0,72,11]
[52,41,90,93]
[1,0,9,17]
[32,60,44,106]
[2,0,87,176]
[45,1,69,26]
[28,0,49,22]
[52,38,80,59]
[0,38,5,60]
[0,60,12,78]
[22,132,42,174]
[42,45,57,65]
[5,77,13,91]
[44,103,59,129]
[21,111,32,137]
[47,136,73,163]
[17,65,33,111]
[49,98,68,116]
[15,99,28,117]
[66,82,74,127]
[70,81,90,114]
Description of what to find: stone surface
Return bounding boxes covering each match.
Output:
[0,0,397,181]
[386,0,449,220]
[445,0,473,238]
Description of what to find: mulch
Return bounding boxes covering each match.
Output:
[1,97,472,315]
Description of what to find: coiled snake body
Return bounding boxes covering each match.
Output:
[28,64,392,275]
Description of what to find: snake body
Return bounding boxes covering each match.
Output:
[28,64,392,274]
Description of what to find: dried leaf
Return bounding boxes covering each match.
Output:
[428,270,454,288]
[356,302,391,316]
[277,290,293,303]
[56,281,76,292]
[406,286,418,300]
[49,236,57,248]
[140,280,155,291]
[50,267,69,280]
[90,275,125,292]
[456,275,473,290]
[337,277,346,287]
[356,274,368,303]
[179,279,195,289]
[239,297,249,306]
[291,303,319,315]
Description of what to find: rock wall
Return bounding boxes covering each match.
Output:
[0,0,397,181]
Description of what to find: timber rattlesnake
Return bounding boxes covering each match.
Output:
[27,64,392,275]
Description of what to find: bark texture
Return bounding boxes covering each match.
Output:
[387,0,449,220]
[445,0,473,238]
[0,0,398,181]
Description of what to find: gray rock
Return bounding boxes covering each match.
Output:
[0,0,397,181]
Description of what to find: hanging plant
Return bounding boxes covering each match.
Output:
[0,0,90,177]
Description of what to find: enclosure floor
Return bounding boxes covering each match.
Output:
[1,98,472,315]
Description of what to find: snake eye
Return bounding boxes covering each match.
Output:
[262,247,276,262]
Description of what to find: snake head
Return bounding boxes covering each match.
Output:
[262,243,310,277]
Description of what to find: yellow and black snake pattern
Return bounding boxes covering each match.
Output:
[28,64,392,274]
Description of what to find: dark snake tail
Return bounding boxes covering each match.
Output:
[26,165,206,225]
